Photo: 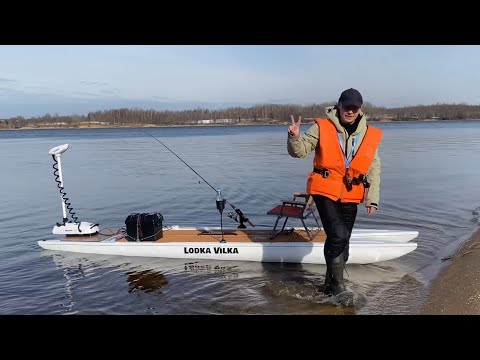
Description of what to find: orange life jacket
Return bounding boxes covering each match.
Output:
[306,118,382,203]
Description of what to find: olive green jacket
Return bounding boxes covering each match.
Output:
[287,106,381,209]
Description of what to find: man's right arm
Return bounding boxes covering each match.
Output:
[365,149,381,209]
[287,123,319,158]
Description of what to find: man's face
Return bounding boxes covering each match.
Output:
[339,103,362,125]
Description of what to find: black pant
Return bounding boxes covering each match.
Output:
[312,195,358,262]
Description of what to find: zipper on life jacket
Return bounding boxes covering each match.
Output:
[338,131,359,194]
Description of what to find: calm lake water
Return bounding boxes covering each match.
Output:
[1,121,479,315]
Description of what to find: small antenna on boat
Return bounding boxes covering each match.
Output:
[216,189,226,243]
[49,144,99,236]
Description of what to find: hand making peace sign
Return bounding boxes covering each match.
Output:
[288,115,302,137]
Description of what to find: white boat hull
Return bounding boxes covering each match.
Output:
[38,227,418,265]
[349,228,418,242]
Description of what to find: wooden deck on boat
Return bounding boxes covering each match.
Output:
[62,228,327,243]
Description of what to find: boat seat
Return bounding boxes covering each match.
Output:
[266,192,321,241]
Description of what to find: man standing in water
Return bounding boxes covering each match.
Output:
[287,88,382,296]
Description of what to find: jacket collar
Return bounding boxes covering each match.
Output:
[325,105,367,135]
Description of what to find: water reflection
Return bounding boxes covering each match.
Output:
[40,250,420,314]
[184,261,240,280]
[127,270,168,294]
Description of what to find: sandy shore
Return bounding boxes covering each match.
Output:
[421,228,480,314]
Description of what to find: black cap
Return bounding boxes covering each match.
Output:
[338,88,363,107]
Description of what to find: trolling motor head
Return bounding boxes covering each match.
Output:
[49,144,69,156]
[49,143,99,236]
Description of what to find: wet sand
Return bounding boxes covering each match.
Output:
[421,228,480,315]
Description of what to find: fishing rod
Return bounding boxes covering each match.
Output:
[140,129,254,228]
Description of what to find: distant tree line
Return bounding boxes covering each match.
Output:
[1,102,480,129]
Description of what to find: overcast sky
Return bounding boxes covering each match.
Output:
[0,45,479,118]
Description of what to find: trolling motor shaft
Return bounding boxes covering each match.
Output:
[49,144,99,236]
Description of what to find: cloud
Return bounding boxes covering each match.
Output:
[264,98,296,104]
[0,78,16,83]
[79,81,109,86]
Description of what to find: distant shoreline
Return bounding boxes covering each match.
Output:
[0,123,279,131]
[1,118,478,131]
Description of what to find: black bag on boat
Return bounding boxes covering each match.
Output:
[125,212,163,241]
